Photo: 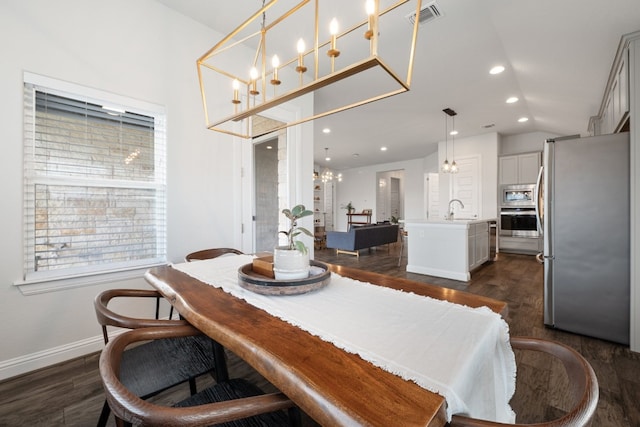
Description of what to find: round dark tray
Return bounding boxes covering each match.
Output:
[238,260,331,295]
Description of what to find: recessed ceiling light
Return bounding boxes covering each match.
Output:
[506,97,519,104]
[322,128,331,134]
[380,146,387,151]
[449,130,458,136]
[518,117,529,123]
[266,145,273,149]
[489,65,505,75]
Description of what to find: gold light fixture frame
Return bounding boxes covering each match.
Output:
[197,0,422,139]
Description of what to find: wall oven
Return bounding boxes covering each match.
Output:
[500,208,539,237]
[499,184,539,238]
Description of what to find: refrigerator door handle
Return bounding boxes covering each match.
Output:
[536,252,554,264]
[535,165,543,233]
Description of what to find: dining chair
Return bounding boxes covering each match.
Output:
[99,325,297,427]
[449,337,599,427]
[185,247,244,262]
[94,289,228,427]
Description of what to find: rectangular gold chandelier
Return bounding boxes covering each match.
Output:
[197,0,423,139]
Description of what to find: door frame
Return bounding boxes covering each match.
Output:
[238,103,313,255]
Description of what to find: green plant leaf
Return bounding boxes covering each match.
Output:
[293,240,308,254]
[297,227,314,237]
[290,205,302,216]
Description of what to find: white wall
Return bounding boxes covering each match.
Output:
[0,0,250,379]
[334,158,426,231]
[334,133,500,231]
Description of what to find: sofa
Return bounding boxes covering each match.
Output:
[326,223,399,256]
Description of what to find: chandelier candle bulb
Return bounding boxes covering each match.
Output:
[249,67,260,95]
[295,38,307,73]
[231,79,241,104]
[365,0,375,40]
[270,55,281,85]
[328,18,340,58]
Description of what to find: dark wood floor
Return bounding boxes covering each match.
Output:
[1,245,639,426]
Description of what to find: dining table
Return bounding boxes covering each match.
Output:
[144,255,515,427]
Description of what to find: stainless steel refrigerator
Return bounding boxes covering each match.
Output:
[537,132,630,345]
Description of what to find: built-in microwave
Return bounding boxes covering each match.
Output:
[500,184,536,207]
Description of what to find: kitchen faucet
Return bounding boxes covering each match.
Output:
[446,199,464,220]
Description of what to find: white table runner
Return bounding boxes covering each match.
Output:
[172,255,516,422]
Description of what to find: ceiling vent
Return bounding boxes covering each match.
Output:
[406,1,443,26]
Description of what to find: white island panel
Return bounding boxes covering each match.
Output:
[404,219,494,281]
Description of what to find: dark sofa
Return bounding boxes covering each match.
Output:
[326,223,399,256]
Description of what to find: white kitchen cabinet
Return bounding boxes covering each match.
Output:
[589,33,634,136]
[468,222,489,271]
[499,236,541,254]
[499,152,541,185]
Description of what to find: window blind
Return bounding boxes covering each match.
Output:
[23,82,167,282]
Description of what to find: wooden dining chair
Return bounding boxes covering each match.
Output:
[448,337,599,427]
[185,247,244,262]
[99,325,297,427]
[94,289,228,427]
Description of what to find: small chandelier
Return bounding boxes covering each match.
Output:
[441,107,458,174]
[197,0,423,139]
[320,147,342,183]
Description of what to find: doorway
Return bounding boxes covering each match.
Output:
[375,170,404,222]
[254,139,279,252]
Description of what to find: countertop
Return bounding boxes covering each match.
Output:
[403,218,497,226]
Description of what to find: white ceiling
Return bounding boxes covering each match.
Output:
[156,0,640,171]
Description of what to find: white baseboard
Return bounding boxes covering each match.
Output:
[0,314,178,382]
[0,335,105,381]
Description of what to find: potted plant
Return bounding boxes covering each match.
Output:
[342,201,354,213]
[273,204,314,280]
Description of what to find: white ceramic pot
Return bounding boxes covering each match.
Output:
[273,247,310,280]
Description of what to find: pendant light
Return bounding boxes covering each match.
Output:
[450,113,459,174]
[441,110,450,172]
[442,108,457,173]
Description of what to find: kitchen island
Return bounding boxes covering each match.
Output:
[404,218,495,281]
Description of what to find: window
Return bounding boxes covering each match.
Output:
[22,74,166,285]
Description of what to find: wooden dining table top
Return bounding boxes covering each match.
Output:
[144,261,508,427]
